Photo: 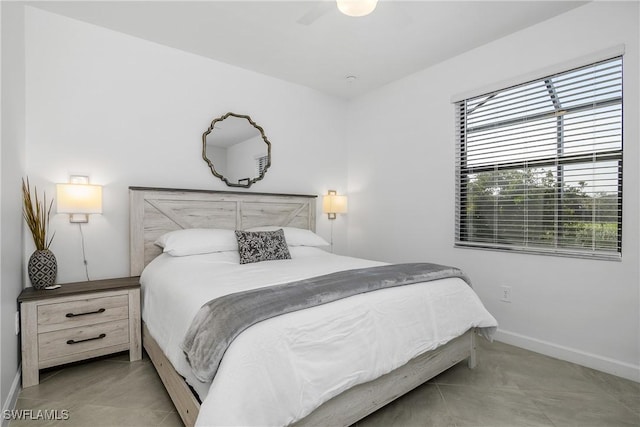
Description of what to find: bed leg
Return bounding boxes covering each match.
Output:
[468,329,477,369]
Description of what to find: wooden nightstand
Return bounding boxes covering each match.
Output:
[18,276,142,388]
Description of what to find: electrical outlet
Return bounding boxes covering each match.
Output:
[14,311,20,335]
[500,286,512,303]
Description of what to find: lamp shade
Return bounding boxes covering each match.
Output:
[323,194,348,214]
[336,0,378,17]
[56,184,103,214]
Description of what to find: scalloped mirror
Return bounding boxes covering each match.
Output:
[202,113,272,188]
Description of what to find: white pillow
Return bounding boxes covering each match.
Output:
[155,228,238,256]
[246,226,329,247]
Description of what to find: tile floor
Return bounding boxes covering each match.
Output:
[10,338,640,427]
[10,351,180,427]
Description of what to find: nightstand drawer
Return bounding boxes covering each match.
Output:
[38,319,130,365]
[37,295,129,332]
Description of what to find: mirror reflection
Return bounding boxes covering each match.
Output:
[202,113,271,188]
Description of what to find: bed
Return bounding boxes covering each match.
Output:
[129,187,497,427]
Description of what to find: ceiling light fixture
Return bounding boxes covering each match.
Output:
[336,0,378,17]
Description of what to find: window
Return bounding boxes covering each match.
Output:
[455,57,623,260]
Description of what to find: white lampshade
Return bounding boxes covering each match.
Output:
[323,191,348,220]
[336,0,378,17]
[57,183,103,218]
[323,195,348,214]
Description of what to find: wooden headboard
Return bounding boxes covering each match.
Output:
[129,187,317,275]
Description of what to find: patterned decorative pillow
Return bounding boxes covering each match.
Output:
[235,229,292,264]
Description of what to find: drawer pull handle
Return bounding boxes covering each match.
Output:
[65,308,106,318]
[67,333,106,345]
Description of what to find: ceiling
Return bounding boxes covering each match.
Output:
[27,1,587,99]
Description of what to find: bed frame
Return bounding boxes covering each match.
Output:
[129,186,476,427]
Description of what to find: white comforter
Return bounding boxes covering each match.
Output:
[141,247,497,426]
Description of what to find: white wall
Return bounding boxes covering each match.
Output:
[1,1,26,416]
[24,6,349,285]
[347,2,639,380]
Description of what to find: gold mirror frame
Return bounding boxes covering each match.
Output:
[202,112,272,188]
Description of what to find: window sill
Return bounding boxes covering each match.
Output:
[454,242,622,262]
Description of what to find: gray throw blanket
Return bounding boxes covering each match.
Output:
[181,263,470,383]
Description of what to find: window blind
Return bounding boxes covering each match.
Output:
[455,56,623,260]
[256,155,269,176]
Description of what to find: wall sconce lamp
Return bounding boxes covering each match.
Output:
[322,190,348,253]
[56,176,103,223]
[323,190,348,220]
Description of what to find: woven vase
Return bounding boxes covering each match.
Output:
[28,249,57,289]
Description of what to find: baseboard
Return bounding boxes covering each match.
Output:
[494,329,640,382]
[1,365,21,427]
